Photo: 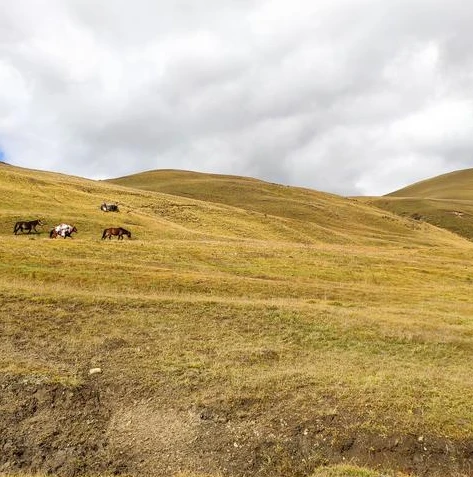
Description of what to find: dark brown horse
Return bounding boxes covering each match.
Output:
[13,219,44,235]
[102,227,131,240]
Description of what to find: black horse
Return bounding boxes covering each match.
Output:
[102,227,131,240]
[13,219,44,235]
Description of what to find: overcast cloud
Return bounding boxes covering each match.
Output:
[1,0,473,195]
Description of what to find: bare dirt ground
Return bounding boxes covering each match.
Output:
[2,374,473,477]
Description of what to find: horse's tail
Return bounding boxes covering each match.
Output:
[13,222,19,234]
[101,229,108,239]
[49,228,56,239]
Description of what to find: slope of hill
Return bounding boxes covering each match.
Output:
[2,165,473,477]
[107,168,461,245]
[2,164,447,246]
[106,169,340,219]
[106,169,360,221]
[365,168,473,240]
[387,168,473,199]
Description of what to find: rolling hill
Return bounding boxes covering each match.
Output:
[2,164,473,477]
[365,168,473,241]
[387,168,473,199]
[106,168,465,245]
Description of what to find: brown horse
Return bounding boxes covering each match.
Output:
[102,227,131,240]
[13,219,44,235]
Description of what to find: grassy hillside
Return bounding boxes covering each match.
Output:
[106,169,396,228]
[363,168,473,241]
[387,168,473,199]
[363,196,473,241]
[106,169,348,220]
[2,164,473,477]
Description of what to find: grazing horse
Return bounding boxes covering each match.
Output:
[50,224,77,239]
[13,219,44,235]
[102,227,131,240]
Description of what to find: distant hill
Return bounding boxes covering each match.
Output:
[366,168,473,240]
[106,169,343,220]
[0,163,449,246]
[387,168,473,199]
[105,168,461,246]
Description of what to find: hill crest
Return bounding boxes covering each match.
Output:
[0,163,463,248]
[387,167,473,199]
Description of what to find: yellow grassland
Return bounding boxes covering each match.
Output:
[2,164,473,476]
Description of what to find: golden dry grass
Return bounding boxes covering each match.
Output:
[386,167,473,199]
[2,164,473,476]
[0,466,412,477]
[364,167,473,241]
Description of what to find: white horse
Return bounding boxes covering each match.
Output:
[50,224,77,238]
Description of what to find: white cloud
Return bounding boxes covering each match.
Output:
[1,0,473,194]
[390,100,473,148]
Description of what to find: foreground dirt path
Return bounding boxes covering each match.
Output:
[1,375,473,477]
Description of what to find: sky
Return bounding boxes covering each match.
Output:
[1,0,473,196]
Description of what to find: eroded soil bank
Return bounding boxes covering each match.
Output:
[1,375,472,477]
